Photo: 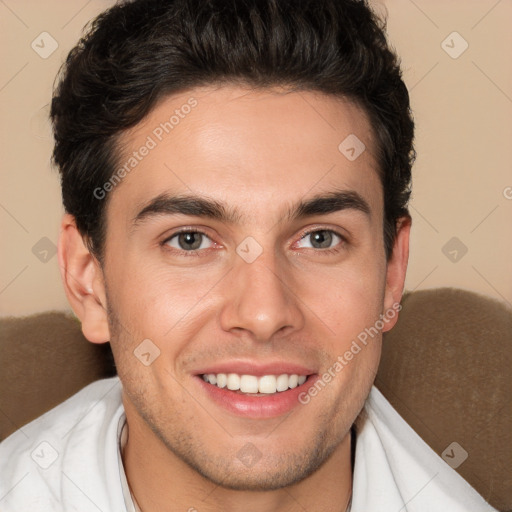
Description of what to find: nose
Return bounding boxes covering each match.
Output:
[219,251,305,342]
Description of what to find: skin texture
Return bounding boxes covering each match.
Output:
[58,84,410,512]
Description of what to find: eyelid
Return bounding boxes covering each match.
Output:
[292,226,348,252]
[160,227,218,254]
[296,226,348,242]
[159,225,348,256]
[161,226,213,242]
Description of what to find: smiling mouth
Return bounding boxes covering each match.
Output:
[200,373,310,395]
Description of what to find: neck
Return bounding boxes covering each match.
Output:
[122,417,353,512]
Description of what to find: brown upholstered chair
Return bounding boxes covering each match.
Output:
[1,288,511,510]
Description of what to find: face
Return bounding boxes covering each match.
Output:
[92,85,407,490]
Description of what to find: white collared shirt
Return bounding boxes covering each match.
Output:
[0,377,497,511]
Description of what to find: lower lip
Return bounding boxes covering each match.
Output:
[195,375,318,419]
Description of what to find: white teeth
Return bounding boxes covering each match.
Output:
[276,374,289,392]
[240,375,259,393]
[202,373,308,394]
[226,373,241,391]
[216,373,227,388]
[258,375,277,394]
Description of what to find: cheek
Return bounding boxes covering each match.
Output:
[293,257,386,398]
[297,255,387,342]
[109,259,225,353]
[301,262,385,412]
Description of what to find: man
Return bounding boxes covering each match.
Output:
[0,0,497,510]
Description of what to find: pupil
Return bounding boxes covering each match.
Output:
[179,232,202,250]
[312,231,332,248]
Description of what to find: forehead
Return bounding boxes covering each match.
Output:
[108,84,382,227]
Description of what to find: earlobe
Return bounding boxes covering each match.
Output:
[382,216,411,332]
[58,213,111,344]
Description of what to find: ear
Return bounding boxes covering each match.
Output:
[381,215,411,333]
[58,213,110,344]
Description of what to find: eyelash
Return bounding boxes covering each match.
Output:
[296,227,347,255]
[160,228,212,258]
[160,227,347,257]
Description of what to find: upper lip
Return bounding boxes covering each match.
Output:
[194,360,316,377]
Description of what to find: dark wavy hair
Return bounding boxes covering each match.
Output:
[51,0,414,265]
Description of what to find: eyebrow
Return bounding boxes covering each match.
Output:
[130,189,371,233]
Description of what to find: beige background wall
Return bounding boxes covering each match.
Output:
[1,0,511,317]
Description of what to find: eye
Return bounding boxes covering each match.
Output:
[296,229,343,250]
[164,230,214,251]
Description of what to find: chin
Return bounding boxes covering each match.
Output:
[152,420,343,492]
[182,449,336,492]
